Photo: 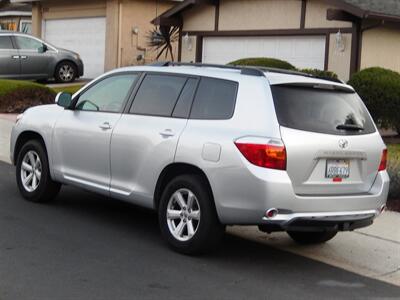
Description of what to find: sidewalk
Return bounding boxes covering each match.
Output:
[0,114,399,286]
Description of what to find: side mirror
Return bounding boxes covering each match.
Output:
[55,92,72,108]
[38,44,48,53]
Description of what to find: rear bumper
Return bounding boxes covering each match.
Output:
[259,209,379,232]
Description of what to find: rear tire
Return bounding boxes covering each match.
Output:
[287,230,338,245]
[158,174,225,255]
[55,61,77,83]
[16,140,61,203]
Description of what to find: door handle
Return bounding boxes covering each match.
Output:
[11,55,20,59]
[99,122,112,130]
[159,129,175,138]
[20,56,28,60]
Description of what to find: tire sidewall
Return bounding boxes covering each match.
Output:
[158,175,221,254]
[16,140,51,202]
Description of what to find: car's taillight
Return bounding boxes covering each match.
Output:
[378,149,387,171]
[235,142,286,170]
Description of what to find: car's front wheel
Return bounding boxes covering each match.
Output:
[158,175,225,255]
[16,140,61,203]
[55,61,77,83]
[287,230,338,245]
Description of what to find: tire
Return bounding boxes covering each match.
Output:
[158,174,225,255]
[287,230,338,245]
[55,61,77,83]
[16,140,61,203]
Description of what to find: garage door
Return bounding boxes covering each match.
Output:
[202,36,326,70]
[43,17,106,79]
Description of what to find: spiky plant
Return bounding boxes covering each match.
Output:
[147,26,179,61]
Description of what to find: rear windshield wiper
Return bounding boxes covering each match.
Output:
[336,124,364,131]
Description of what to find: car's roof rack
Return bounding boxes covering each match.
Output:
[150,61,343,83]
[151,61,266,77]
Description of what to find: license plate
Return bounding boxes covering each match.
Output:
[326,159,350,178]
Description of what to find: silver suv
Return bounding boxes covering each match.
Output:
[0,31,84,82]
[10,63,389,254]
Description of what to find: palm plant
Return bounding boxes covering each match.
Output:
[147,26,179,61]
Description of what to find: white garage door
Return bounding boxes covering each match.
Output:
[202,36,326,70]
[43,17,106,79]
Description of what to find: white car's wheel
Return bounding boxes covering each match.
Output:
[16,140,61,203]
[159,174,224,254]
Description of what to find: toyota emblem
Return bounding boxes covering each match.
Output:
[338,139,349,149]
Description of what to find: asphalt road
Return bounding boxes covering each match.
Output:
[0,161,399,300]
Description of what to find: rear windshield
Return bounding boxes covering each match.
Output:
[271,85,376,135]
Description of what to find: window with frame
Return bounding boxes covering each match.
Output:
[190,77,238,120]
[130,74,188,117]
[0,36,14,50]
[75,74,138,113]
[14,36,43,50]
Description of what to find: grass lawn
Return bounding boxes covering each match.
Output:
[0,79,51,96]
[52,84,84,95]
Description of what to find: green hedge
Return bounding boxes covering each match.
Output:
[0,80,55,113]
[348,67,400,133]
[229,57,296,70]
[300,68,338,80]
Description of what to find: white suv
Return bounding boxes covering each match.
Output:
[10,63,389,254]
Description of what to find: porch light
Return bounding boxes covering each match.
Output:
[335,30,345,52]
[183,33,193,51]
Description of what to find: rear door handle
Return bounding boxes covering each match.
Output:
[20,56,27,60]
[99,122,112,130]
[159,129,175,137]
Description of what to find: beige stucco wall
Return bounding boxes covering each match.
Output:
[180,35,197,63]
[105,0,119,71]
[182,4,215,32]
[218,0,301,31]
[361,27,400,73]
[31,2,42,37]
[119,0,177,67]
[305,0,352,29]
[328,33,352,81]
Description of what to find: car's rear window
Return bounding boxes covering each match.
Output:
[270,85,376,135]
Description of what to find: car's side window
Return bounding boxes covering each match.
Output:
[190,77,238,120]
[130,74,188,117]
[75,74,138,113]
[0,36,14,50]
[14,36,43,51]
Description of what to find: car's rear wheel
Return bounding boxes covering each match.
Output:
[158,175,225,255]
[16,140,61,203]
[55,61,77,83]
[287,230,338,245]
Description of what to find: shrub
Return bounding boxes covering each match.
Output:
[348,67,400,133]
[0,80,56,113]
[388,145,400,201]
[229,57,296,70]
[300,68,338,81]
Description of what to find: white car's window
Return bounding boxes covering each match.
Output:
[0,36,14,49]
[75,74,138,113]
[14,36,42,50]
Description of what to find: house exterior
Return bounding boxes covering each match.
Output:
[0,0,31,33]
[10,0,180,78]
[154,0,400,81]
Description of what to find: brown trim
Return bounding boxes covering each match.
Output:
[178,27,182,62]
[195,35,203,62]
[324,33,330,71]
[300,0,307,29]
[349,21,361,75]
[214,0,219,31]
[327,9,358,23]
[183,27,353,37]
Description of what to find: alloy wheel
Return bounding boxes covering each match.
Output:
[166,188,201,242]
[21,150,42,192]
[59,64,75,82]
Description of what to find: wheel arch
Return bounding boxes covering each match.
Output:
[13,131,48,166]
[154,163,217,213]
